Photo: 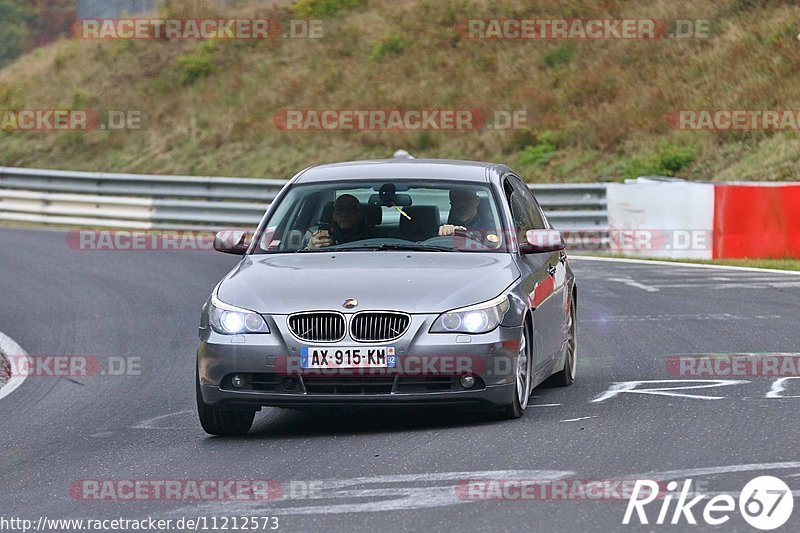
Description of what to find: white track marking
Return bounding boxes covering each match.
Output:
[591,380,749,402]
[132,410,195,429]
[530,403,562,407]
[0,330,30,402]
[632,461,800,481]
[640,281,800,290]
[560,416,597,422]
[166,469,574,516]
[167,462,800,517]
[766,377,800,399]
[585,313,779,322]
[607,277,660,292]
[571,255,800,276]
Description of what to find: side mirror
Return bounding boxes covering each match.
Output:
[522,229,565,253]
[213,230,251,255]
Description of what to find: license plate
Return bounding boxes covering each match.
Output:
[300,346,396,369]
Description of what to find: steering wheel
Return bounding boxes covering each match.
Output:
[423,232,486,249]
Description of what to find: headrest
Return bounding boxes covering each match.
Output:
[320,201,380,226]
[319,201,335,224]
[399,205,440,240]
[362,203,382,226]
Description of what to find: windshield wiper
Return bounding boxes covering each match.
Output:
[374,243,455,252]
[297,243,455,252]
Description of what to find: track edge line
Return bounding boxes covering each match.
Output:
[571,255,800,276]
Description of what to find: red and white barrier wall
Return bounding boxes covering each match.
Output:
[607,180,800,259]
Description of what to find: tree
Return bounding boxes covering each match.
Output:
[0,0,75,70]
[0,0,32,69]
[27,0,76,47]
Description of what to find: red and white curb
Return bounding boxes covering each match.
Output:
[607,181,800,260]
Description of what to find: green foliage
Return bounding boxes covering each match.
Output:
[0,81,25,108]
[414,131,435,151]
[623,142,698,178]
[544,42,577,68]
[176,41,218,85]
[369,35,407,62]
[520,143,556,167]
[293,0,366,18]
[508,128,536,152]
[519,131,561,167]
[658,143,698,174]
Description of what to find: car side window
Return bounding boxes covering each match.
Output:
[504,178,536,245]
[503,176,546,244]
[509,176,546,230]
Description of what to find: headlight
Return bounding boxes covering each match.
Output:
[208,292,269,334]
[430,294,510,334]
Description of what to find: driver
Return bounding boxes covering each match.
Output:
[307,194,372,249]
[438,188,492,236]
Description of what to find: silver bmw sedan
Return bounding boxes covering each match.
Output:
[197,159,577,435]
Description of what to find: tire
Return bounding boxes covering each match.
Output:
[196,370,255,436]
[550,291,577,387]
[499,323,532,420]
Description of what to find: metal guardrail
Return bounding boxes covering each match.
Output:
[0,166,608,232]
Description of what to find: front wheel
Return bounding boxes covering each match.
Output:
[498,324,532,420]
[196,370,255,436]
[550,293,577,387]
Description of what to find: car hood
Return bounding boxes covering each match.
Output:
[217,252,520,314]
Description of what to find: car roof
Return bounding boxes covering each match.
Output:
[292,158,512,184]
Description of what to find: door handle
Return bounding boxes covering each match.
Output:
[559,252,567,263]
[547,264,557,276]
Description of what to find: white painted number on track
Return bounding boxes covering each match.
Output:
[591,379,750,402]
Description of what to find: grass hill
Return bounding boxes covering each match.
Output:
[1,0,800,182]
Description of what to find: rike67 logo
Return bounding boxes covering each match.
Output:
[623,476,793,530]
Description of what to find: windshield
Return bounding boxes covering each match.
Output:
[251,180,510,254]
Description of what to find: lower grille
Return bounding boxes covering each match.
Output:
[395,376,486,393]
[248,373,280,392]
[288,312,345,342]
[302,376,395,394]
[350,312,410,342]
[396,376,456,392]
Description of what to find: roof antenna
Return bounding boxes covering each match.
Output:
[393,149,414,159]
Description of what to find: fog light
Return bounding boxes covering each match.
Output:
[282,377,298,391]
[460,375,476,389]
[231,374,245,388]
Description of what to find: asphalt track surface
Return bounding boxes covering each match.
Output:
[1,227,799,532]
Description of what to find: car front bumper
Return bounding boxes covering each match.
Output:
[197,314,522,409]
